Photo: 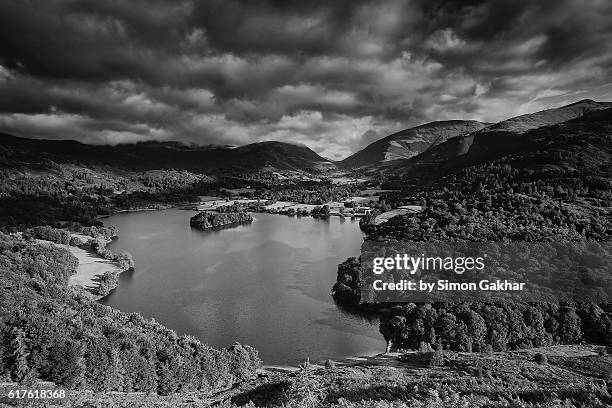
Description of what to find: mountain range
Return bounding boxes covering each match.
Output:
[0,136,331,174]
[341,99,611,171]
[379,99,612,185]
[1,99,610,177]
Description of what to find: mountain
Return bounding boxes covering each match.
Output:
[483,99,612,133]
[0,135,332,174]
[340,120,489,169]
[385,100,612,186]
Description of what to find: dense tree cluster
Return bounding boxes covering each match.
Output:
[379,302,611,353]
[25,226,72,245]
[365,160,610,242]
[311,205,331,218]
[190,211,254,230]
[0,167,217,230]
[331,257,361,305]
[79,225,118,241]
[257,184,360,205]
[93,270,120,297]
[0,193,111,231]
[0,233,260,393]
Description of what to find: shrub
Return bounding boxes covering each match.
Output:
[535,352,548,365]
[483,344,494,357]
[227,343,260,382]
[325,359,336,369]
[425,349,445,368]
[29,225,71,245]
[69,236,85,247]
[115,251,135,270]
[94,271,120,297]
[418,341,434,353]
[284,360,326,408]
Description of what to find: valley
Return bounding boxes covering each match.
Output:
[0,99,611,407]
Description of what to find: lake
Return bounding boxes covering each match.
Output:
[102,209,385,365]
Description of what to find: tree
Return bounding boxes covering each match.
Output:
[285,360,326,408]
[380,315,407,352]
[558,307,582,343]
[534,352,548,365]
[8,328,30,383]
[115,251,135,270]
[104,348,124,392]
[156,361,177,396]
[49,339,86,389]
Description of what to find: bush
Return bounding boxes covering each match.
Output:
[483,344,494,357]
[418,341,434,353]
[69,236,85,247]
[115,251,135,270]
[284,360,326,408]
[29,225,71,245]
[535,352,548,365]
[325,359,336,369]
[425,349,445,368]
[94,271,120,297]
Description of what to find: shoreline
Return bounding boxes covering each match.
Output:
[66,245,124,300]
[96,203,179,219]
[261,344,606,373]
[35,237,127,300]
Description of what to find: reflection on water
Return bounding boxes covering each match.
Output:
[101,209,385,365]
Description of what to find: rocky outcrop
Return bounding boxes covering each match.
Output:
[190,211,253,230]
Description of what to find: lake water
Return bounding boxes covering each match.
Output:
[101,209,385,365]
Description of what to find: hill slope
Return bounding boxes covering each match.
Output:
[340,120,489,169]
[384,100,612,184]
[484,99,612,134]
[0,135,332,174]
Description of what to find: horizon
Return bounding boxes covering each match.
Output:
[1,1,612,160]
[1,97,608,162]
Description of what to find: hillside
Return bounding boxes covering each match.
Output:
[384,101,612,186]
[0,135,342,229]
[484,99,612,134]
[339,120,489,169]
[0,135,332,174]
[332,102,612,365]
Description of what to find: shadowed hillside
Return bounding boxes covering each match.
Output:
[340,120,489,169]
[0,135,333,174]
[383,102,612,186]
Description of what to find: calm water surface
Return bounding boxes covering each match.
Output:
[102,209,385,365]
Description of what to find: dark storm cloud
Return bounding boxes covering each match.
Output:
[0,0,611,159]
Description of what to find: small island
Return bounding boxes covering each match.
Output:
[189,210,253,230]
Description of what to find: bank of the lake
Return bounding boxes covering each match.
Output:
[66,245,123,298]
[100,209,385,365]
[32,238,125,300]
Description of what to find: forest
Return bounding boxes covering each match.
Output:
[0,233,260,394]
[332,110,612,354]
[190,211,254,230]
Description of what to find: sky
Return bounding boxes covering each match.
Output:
[1,0,612,160]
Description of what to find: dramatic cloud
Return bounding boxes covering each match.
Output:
[1,0,611,159]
